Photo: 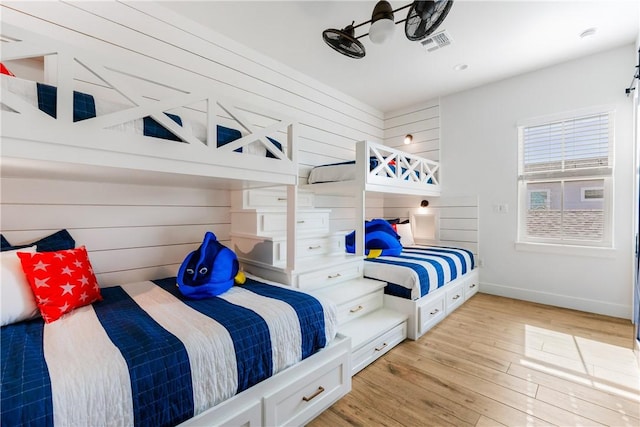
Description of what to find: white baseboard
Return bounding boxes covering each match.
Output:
[480,281,632,320]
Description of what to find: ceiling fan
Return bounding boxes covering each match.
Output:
[322,0,454,59]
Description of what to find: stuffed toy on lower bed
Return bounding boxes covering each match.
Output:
[177,231,244,299]
[345,218,403,258]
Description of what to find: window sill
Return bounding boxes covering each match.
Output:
[514,242,617,258]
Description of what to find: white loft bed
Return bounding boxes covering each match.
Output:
[0,24,350,427]
[303,142,479,340]
[304,140,441,197]
[1,24,298,188]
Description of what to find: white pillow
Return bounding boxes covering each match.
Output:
[396,223,415,246]
[1,246,39,326]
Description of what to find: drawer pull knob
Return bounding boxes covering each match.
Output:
[302,386,325,402]
[374,343,388,352]
[350,305,364,313]
[297,220,305,224]
[277,197,286,201]
[452,294,461,300]
[429,308,440,315]
[308,245,322,250]
[470,283,476,288]
[327,273,342,279]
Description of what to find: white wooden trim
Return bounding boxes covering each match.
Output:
[0,23,299,186]
[302,140,441,197]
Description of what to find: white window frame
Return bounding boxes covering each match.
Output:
[516,107,614,249]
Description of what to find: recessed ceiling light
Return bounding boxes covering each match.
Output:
[580,28,597,39]
[453,63,468,71]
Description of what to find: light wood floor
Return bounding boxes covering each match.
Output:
[309,293,640,427]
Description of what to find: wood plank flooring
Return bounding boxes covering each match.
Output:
[309,293,640,427]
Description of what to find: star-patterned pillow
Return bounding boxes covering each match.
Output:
[17,246,102,323]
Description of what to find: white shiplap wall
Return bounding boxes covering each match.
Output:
[382,195,479,257]
[0,1,384,284]
[0,178,230,286]
[383,98,440,162]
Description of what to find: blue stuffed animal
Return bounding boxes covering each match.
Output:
[177,231,240,299]
[345,218,403,257]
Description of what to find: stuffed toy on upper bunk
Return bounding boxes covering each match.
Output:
[345,218,402,258]
[177,231,244,299]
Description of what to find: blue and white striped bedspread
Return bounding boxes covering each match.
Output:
[364,246,475,300]
[1,277,337,427]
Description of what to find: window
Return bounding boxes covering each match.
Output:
[581,186,604,201]
[517,109,613,247]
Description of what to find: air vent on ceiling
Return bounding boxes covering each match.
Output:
[420,30,453,53]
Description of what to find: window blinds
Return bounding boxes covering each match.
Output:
[520,113,612,179]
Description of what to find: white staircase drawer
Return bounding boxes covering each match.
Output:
[418,295,446,335]
[297,235,345,259]
[445,281,465,313]
[336,291,383,325]
[351,321,407,375]
[232,210,330,236]
[232,188,314,209]
[297,261,363,291]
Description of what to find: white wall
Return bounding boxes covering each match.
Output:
[441,44,636,319]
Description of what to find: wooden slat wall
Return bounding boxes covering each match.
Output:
[0,178,230,286]
[0,2,386,282]
[383,98,440,162]
[382,195,480,256]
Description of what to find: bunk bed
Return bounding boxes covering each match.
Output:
[0,24,350,427]
[304,141,479,340]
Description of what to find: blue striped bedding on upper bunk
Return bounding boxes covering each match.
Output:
[1,276,337,427]
[364,246,475,300]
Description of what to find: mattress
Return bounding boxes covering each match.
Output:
[1,276,337,427]
[364,246,475,300]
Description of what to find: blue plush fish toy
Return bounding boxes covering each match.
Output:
[177,231,240,299]
[345,218,403,257]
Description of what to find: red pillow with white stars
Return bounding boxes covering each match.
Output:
[17,246,102,323]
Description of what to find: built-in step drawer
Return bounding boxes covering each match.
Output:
[297,234,345,259]
[445,281,465,313]
[231,210,330,236]
[231,232,345,266]
[418,295,446,336]
[263,344,350,427]
[338,308,408,376]
[336,291,383,325]
[350,321,407,375]
[296,259,363,291]
[231,188,315,209]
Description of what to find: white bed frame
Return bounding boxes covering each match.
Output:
[304,140,440,197]
[302,140,441,257]
[1,24,350,427]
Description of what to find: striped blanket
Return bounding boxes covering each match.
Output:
[364,246,475,300]
[1,277,337,427]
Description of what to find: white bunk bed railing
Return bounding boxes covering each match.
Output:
[0,24,298,185]
[357,140,440,195]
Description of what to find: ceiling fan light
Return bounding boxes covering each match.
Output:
[369,0,395,44]
[370,18,395,44]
